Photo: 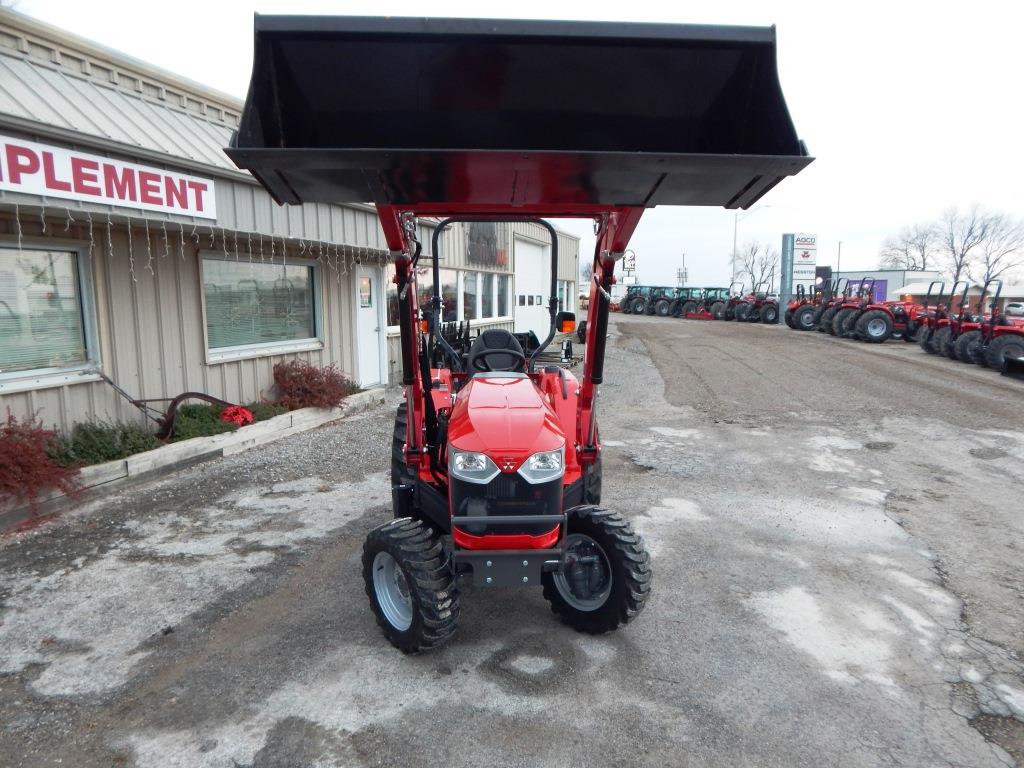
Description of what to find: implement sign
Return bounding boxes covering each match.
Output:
[0,135,216,219]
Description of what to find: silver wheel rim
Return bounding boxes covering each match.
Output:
[372,551,413,630]
[553,533,613,611]
[867,318,887,337]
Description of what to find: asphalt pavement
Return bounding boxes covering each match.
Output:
[1,314,1022,767]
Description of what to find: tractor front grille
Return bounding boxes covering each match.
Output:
[451,473,562,536]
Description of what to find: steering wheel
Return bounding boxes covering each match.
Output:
[472,347,527,373]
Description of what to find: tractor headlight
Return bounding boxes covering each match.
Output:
[518,447,565,485]
[449,451,500,484]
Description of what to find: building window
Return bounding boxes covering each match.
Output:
[462,272,479,321]
[481,272,494,318]
[498,275,510,317]
[202,256,319,358]
[557,281,566,312]
[0,247,93,380]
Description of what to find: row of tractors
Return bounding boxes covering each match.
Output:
[617,283,781,323]
[783,277,1024,375]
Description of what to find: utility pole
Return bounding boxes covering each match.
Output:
[836,241,842,275]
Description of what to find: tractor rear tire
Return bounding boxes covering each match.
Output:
[761,303,779,324]
[794,305,817,330]
[541,505,651,634]
[654,299,672,317]
[620,300,632,315]
[711,301,726,320]
[954,330,982,363]
[734,302,751,321]
[583,456,602,505]
[631,297,648,315]
[363,518,460,653]
[831,308,853,336]
[932,326,953,357]
[855,309,893,343]
[985,334,1024,370]
[818,306,838,333]
[784,310,795,328]
[680,300,698,317]
[919,328,936,354]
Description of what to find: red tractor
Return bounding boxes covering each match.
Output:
[228,15,810,651]
[835,279,923,343]
[816,279,852,333]
[735,281,778,323]
[826,278,877,336]
[951,280,1024,370]
[716,282,747,321]
[918,280,967,354]
[789,279,840,330]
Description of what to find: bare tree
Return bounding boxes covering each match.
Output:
[966,212,1024,284]
[878,223,939,271]
[937,205,990,283]
[737,241,779,292]
[579,260,593,284]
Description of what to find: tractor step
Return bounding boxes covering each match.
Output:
[454,549,563,588]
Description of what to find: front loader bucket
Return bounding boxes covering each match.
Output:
[1002,355,1024,379]
[226,16,812,208]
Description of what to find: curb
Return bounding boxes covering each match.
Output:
[1,388,388,532]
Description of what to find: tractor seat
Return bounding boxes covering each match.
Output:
[467,329,526,375]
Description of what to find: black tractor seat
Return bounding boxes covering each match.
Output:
[467,329,527,375]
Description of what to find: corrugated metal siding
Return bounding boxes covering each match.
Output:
[0,211,361,432]
[0,41,239,171]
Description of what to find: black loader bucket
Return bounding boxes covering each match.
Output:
[1003,355,1024,380]
[226,16,812,208]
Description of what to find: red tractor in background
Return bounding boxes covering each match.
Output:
[827,278,876,336]
[919,281,970,355]
[789,278,843,331]
[227,14,810,651]
[816,279,853,333]
[944,279,1001,362]
[735,281,779,323]
[949,279,1024,371]
[835,279,922,343]
[715,282,747,321]
[682,287,731,320]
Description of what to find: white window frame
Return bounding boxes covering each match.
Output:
[200,251,324,364]
[0,238,101,395]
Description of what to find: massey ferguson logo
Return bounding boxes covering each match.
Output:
[500,458,517,471]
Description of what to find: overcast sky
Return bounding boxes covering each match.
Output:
[18,0,1024,287]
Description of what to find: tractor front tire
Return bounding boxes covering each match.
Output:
[631,297,648,315]
[680,300,698,317]
[986,334,1024,370]
[919,328,936,354]
[855,309,893,343]
[794,305,817,330]
[734,302,751,321]
[761,303,779,324]
[710,301,726,320]
[363,518,459,653]
[954,330,982,363]
[654,299,672,317]
[576,319,587,344]
[542,506,651,634]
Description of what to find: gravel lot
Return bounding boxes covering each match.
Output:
[1,314,1023,767]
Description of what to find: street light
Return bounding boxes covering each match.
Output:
[730,205,772,284]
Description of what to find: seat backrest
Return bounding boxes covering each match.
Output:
[468,329,526,375]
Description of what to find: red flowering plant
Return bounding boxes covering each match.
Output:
[0,409,81,514]
[220,405,255,427]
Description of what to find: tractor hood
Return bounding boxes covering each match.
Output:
[226,15,812,209]
[447,376,563,466]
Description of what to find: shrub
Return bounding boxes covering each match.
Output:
[272,360,359,410]
[246,401,288,422]
[170,403,238,442]
[49,421,161,467]
[0,410,81,513]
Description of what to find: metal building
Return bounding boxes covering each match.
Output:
[0,9,579,432]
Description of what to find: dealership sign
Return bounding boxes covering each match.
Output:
[792,234,817,286]
[0,135,216,219]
